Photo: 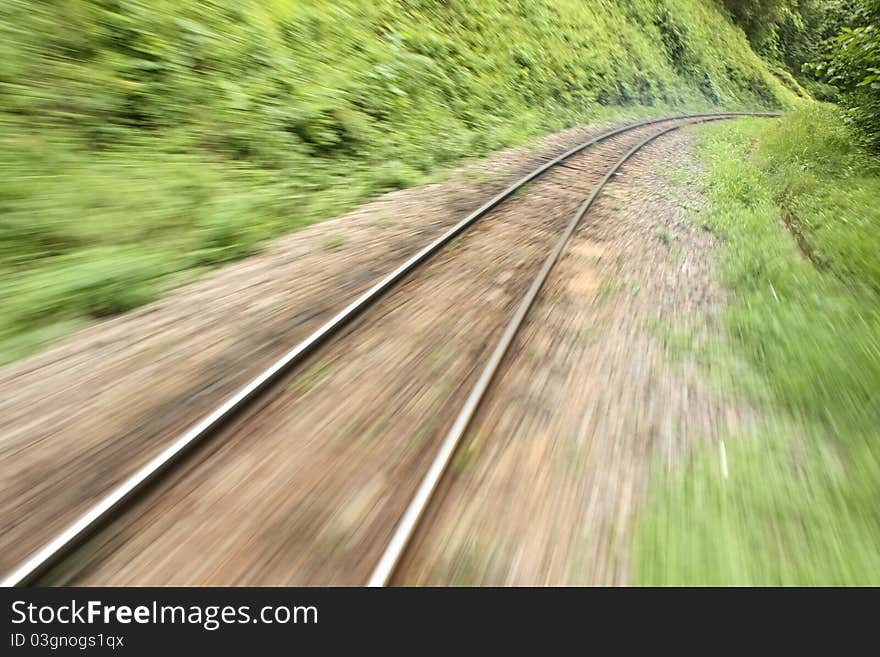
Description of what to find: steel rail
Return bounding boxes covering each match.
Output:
[367,112,777,586]
[2,112,771,587]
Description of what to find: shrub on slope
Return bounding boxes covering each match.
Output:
[0,0,797,361]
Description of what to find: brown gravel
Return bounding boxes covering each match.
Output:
[33,121,701,585]
[394,128,756,585]
[0,120,631,575]
[0,115,751,587]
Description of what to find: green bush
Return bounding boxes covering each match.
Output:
[0,0,798,362]
[807,1,880,149]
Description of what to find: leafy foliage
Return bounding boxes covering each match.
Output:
[807,1,880,148]
[775,0,859,75]
[0,0,798,362]
[721,0,856,92]
[722,0,796,51]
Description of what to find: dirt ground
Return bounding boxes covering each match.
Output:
[396,129,757,585]
[40,121,690,585]
[0,119,626,574]
[1,117,752,586]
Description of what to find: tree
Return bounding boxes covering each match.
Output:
[808,1,880,149]
[722,0,794,51]
[776,1,859,74]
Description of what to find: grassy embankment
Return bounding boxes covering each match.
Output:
[0,0,799,363]
[635,105,880,585]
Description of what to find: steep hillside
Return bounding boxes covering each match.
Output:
[0,0,798,361]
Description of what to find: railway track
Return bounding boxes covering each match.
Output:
[2,112,776,587]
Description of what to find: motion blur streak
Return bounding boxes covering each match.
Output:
[1,1,878,586]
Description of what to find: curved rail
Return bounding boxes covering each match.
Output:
[367,112,778,586]
[2,112,775,587]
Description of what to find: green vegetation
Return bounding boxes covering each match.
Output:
[635,105,880,585]
[774,1,859,85]
[321,234,347,251]
[723,0,808,51]
[721,0,861,100]
[653,226,676,245]
[0,0,799,363]
[808,0,880,149]
[723,0,853,57]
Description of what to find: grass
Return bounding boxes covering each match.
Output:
[466,169,497,185]
[0,0,801,364]
[634,105,880,585]
[452,431,483,474]
[596,279,620,304]
[648,317,699,361]
[321,234,347,251]
[511,183,531,200]
[654,227,676,245]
